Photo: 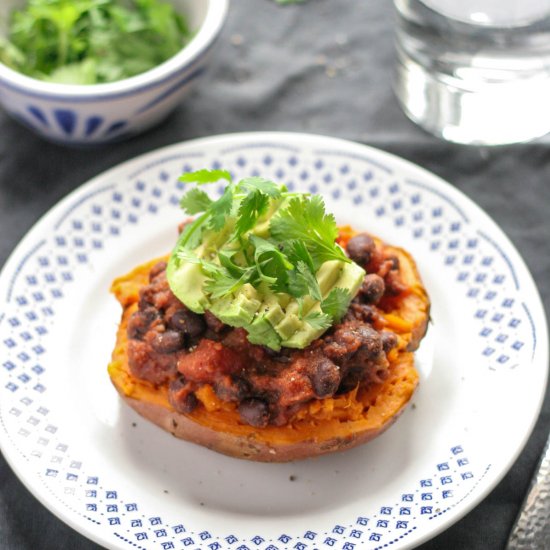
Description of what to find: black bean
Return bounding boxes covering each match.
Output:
[168,378,198,413]
[214,377,250,402]
[388,255,400,270]
[204,311,226,333]
[238,398,270,427]
[380,331,398,353]
[169,309,206,338]
[149,261,167,282]
[326,322,382,362]
[336,367,363,394]
[345,302,381,324]
[151,330,184,353]
[359,274,385,304]
[309,357,341,398]
[355,325,383,359]
[168,376,186,392]
[346,233,375,265]
[127,307,158,340]
[384,269,407,297]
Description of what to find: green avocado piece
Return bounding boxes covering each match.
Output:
[261,298,286,328]
[332,259,366,298]
[283,306,326,348]
[209,284,262,327]
[275,313,303,341]
[243,296,286,350]
[246,314,282,351]
[316,260,344,295]
[167,223,233,313]
[166,252,209,313]
[281,259,366,348]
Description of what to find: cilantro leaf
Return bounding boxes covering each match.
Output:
[235,190,270,237]
[237,177,283,198]
[179,188,213,215]
[250,235,292,288]
[303,311,333,331]
[0,0,190,84]
[176,247,248,298]
[179,169,232,186]
[218,249,248,279]
[270,195,349,268]
[284,239,315,275]
[204,269,251,299]
[321,288,352,323]
[207,185,234,231]
[178,212,209,250]
[296,261,322,302]
[307,194,340,243]
[286,270,310,299]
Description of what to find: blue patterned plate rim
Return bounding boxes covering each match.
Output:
[0,132,547,550]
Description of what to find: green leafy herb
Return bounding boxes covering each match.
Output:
[270,195,348,269]
[204,269,251,300]
[321,287,352,323]
[302,311,332,331]
[179,188,213,215]
[238,177,282,198]
[179,169,232,186]
[173,170,358,331]
[235,191,270,237]
[295,261,322,302]
[250,235,293,287]
[0,0,190,84]
[207,185,235,232]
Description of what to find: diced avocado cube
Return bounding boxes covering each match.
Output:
[210,284,262,327]
[275,313,303,341]
[283,326,325,348]
[262,300,285,328]
[167,253,209,313]
[317,260,344,296]
[282,303,326,348]
[332,260,365,298]
[247,315,282,350]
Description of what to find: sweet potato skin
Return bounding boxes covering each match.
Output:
[108,239,429,462]
[110,305,418,462]
[118,391,399,461]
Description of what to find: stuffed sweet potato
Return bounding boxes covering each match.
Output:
[108,226,430,462]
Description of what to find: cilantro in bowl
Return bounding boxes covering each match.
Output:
[0,0,190,84]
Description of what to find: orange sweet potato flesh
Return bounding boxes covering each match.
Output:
[108,238,430,462]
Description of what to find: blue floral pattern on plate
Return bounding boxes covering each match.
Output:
[0,133,547,550]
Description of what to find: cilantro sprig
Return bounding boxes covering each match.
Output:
[0,0,190,84]
[174,169,354,328]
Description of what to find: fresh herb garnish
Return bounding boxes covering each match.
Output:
[173,169,356,331]
[0,0,190,84]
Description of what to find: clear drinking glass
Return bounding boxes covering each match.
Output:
[393,0,550,145]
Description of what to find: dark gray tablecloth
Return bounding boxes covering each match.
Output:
[1,1,549,548]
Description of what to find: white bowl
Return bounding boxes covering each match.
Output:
[0,0,228,145]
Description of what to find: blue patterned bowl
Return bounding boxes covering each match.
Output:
[0,0,228,145]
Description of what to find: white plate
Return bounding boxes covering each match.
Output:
[0,133,547,550]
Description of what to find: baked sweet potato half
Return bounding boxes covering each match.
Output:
[108,230,430,462]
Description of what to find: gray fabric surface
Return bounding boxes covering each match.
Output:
[1,1,549,548]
